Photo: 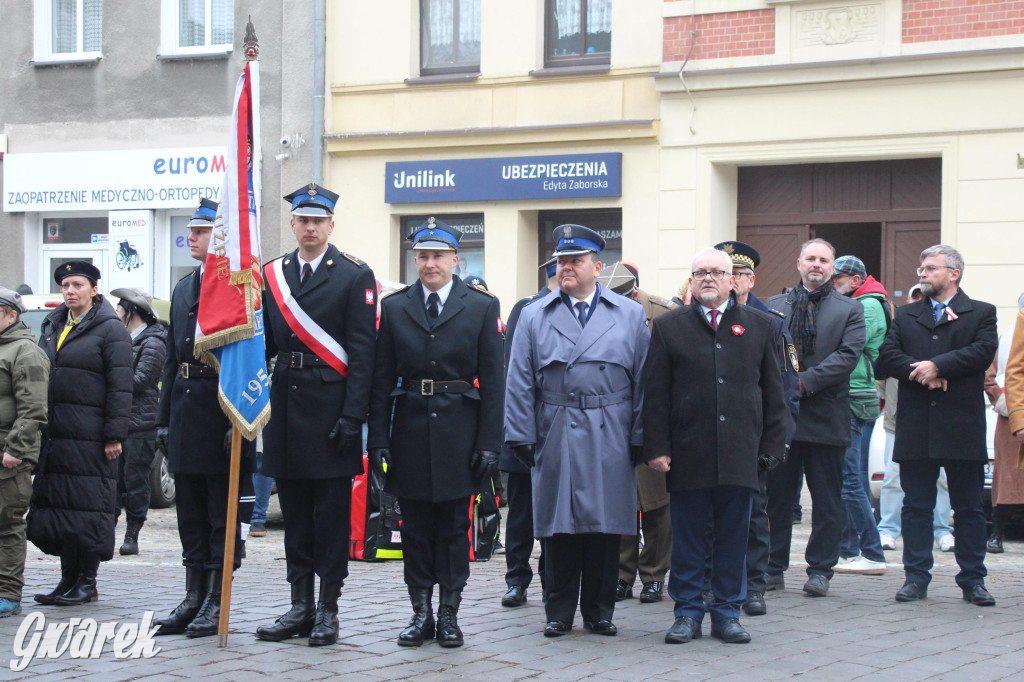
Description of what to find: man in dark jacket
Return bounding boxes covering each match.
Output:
[765,238,865,598]
[0,287,48,618]
[256,184,377,647]
[498,258,556,608]
[29,261,133,607]
[369,218,504,648]
[876,245,998,606]
[111,287,167,556]
[154,199,255,637]
[645,247,786,645]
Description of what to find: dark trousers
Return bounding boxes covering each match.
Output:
[277,477,352,584]
[670,486,752,623]
[544,533,619,625]
[746,470,770,594]
[901,459,987,588]
[503,471,545,589]
[397,497,471,591]
[619,504,671,584]
[117,433,156,524]
[175,474,242,571]
[767,439,845,579]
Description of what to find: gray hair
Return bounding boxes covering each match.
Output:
[799,238,835,259]
[690,247,734,274]
[920,244,965,280]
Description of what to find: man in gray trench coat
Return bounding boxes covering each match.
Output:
[505,224,650,638]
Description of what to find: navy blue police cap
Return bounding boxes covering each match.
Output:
[54,260,101,285]
[408,217,461,252]
[188,197,219,228]
[540,257,557,278]
[465,275,488,291]
[715,240,760,270]
[552,224,605,257]
[284,183,339,216]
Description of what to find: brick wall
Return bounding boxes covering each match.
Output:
[903,0,1024,42]
[663,9,775,62]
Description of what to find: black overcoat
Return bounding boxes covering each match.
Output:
[28,298,133,561]
[261,245,378,479]
[643,300,787,492]
[156,269,254,475]
[875,289,997,463]
[367,276,505,502]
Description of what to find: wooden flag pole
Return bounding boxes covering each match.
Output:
[218,426,243,647]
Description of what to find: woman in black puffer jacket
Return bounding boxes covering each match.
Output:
[28,262,133,607]
[110,287,167,556]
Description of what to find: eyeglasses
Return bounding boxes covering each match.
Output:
[916,265,954,276]
[692,269,728,281]
[733,270,754,279]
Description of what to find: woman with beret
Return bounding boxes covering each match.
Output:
[28,261,133,606]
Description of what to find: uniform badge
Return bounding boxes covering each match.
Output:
[497,318,506,334]
[787,343,800,372]
[563,225,573,237]
[326,259,333,266]
[427,217,437,229]
[308,183,317,196]
[732,325,745,336]
[365,289,375,305]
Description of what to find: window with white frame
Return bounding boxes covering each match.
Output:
[159,0,233,57]
[33,0,103,63]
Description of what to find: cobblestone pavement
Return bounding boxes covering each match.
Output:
[1,493,1022,681]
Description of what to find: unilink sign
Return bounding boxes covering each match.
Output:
[385,153,622,204]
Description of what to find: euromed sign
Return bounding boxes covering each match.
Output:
[3,147,227,211]
[385,153,622,204]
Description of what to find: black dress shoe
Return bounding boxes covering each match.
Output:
[615,579,633,602]
[802,574,829,598]
[987,533,1004,554]
[664,616,702,644]
[742,591,766,616]
[764,573,784,592]
[502,586,527,607]
[639,581,663,603]
[711,618,751,644]
[544,621,571,637]
[894,581,928,602]
[583,620,617,636]
[962,584,995,606]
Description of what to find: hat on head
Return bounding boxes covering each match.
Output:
[464,275,488,291]
[188,197,219,228]
[715,241,760,270]
[408,217,461,251]
[596,261,638,296]
[284,183,339,216]
[834,255,867,279]
[54,260,101,285]
[0,287,25,314]
[540,257,557,278]
[620,261,640,287]
[551,224,605,257]
[111,287,158,323]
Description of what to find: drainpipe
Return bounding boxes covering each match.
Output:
[312,0,326,183]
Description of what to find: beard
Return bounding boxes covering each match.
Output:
[698,288,721,306]
[919,281,938,298]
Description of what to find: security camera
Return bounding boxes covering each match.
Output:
[280,136,291,147]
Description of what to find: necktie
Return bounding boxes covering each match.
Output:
[575,301,589,329]
[301,263,312,287]
[934,303,945,322]
[710,309,720,331]
[427,292,440,321]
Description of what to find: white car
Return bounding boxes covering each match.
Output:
[868,406,997,515]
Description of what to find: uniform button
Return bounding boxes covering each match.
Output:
[429,334,436,340]
[291,333,297,339]
[932,335,939,340]
[719,415,726,421]
[291,385,297,391]
[600,364,606,370]
[185,338,192,343]
[568,363,574,370]
[930,401,936,407]
[571,421,577,428]
[188,312,195,318]
[716,343,722,349]
[430,412,438,420]
[569,392,576,398]
[430,360,437,367]
[718,377,725,384]
[185,388,190,395]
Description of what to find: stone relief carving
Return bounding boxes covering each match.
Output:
[796,3,881,48]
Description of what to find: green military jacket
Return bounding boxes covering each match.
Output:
[0,321,49,468]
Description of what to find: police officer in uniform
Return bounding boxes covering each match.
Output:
[154,199,255,638]
[368,218,504,648]
[256,184,377,647]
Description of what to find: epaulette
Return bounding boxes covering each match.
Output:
[341,252,367,267]
[381,285,410,300]
[770,308,785,318]
[468,284,496,298]
[649,295,676,310]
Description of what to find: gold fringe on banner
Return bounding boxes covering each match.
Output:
[218,388,271,441]
[193,280,257,365]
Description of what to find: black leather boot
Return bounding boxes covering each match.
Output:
[120,519,143,556]
[185,570,223,638]
[436,587,464,648]
[54,553,100,605]
[308,582,342,647]
[987,505,1005,553]
[256,575,315,641]
[397,587,434,647]
[35,551,78,605]
[154,566,206,635]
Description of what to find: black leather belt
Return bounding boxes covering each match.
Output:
[402,379,474,396]
[277,352,331,369]
[179,363,217,379]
